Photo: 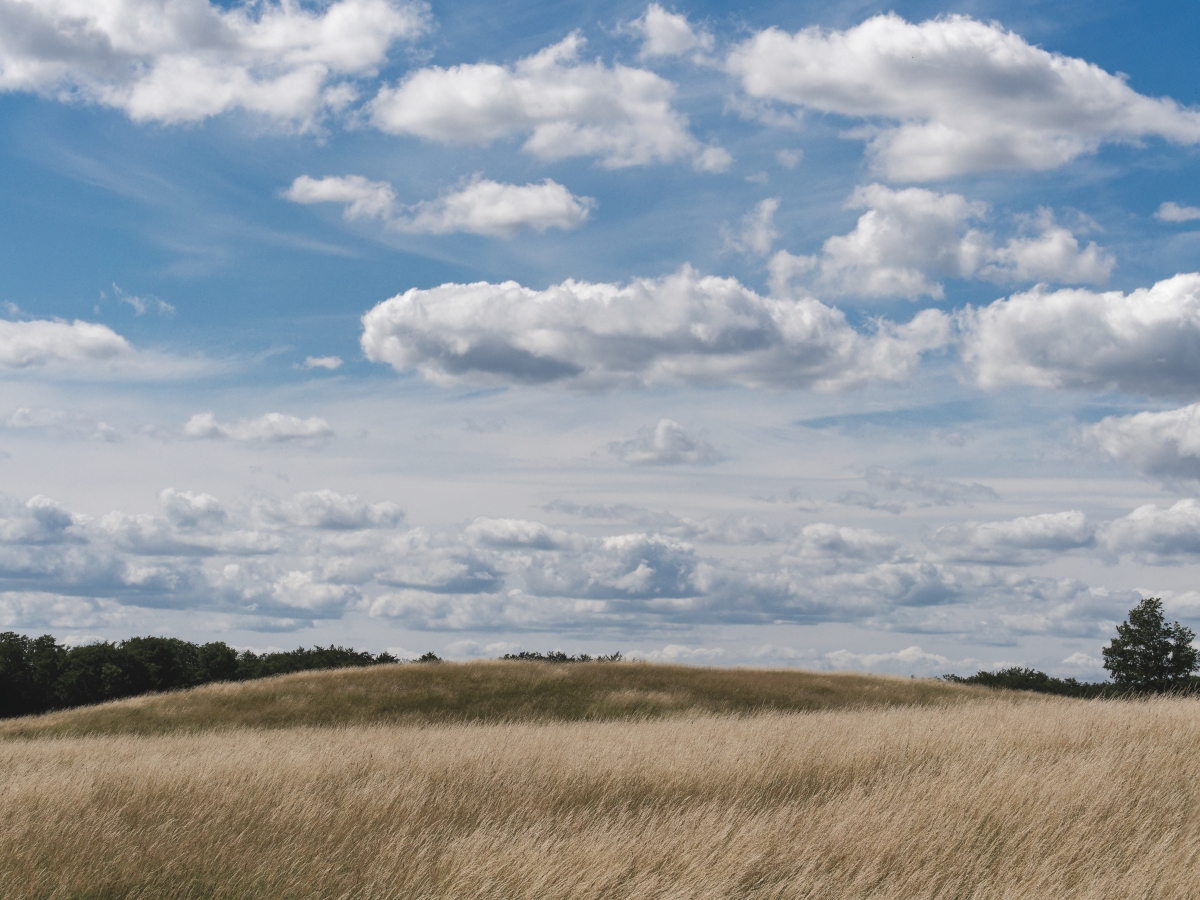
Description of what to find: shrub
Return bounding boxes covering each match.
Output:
[500,651,622,663]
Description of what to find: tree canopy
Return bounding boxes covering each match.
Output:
[1102,598,1198,692]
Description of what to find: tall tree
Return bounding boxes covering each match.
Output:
[1102,598,1198,692]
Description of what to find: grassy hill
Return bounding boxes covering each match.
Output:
[0,659,980,738]
[3,662,1198,899]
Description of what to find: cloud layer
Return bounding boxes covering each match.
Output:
[8,484,1196,645]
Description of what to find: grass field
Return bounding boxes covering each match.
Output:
[2,661,1197,898]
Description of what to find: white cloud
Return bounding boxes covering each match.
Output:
[786,523,900,562]
[1101,500,1200,560]
[980,210,1115,285]
[286,174,594,237]
[369,33,723,169]
[608,419,722,466]
[727,13,1200,181]
[1087,404,1200,480]
[959,273,1200,393]
[160,489,227,530]
[776,149,802,169]
[1156,202,1200,223]
[628,644,727,662]
[303,356,344,370]
[934,511,1095,563]
[628,4,713,59]
[359,266,951,389]
[1061,651,1104,670]
[780,185,1113,300]
[285,175,397,220]
[183,412,333,442]
[254,490,404,530]
[0,0,430,127]
[0,319,131,368]
[112,283,174,316]
[824,645,952,674]
[400,176,594,237]
[726,197,780,256]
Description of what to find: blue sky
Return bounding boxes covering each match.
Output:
[1,0,1199,675]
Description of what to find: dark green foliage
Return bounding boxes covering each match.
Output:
[417,652,442,663]
[0,631,398,720]
[1102,597,1199,692]
[501,650,623,663]
[943,667,1113,698]
[234,644,388,680]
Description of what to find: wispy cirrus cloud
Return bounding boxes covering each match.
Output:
[285,174,594,237]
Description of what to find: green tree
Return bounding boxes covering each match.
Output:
[1102,598,1198,692]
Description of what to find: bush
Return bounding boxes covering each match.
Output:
[943,667,1110,698]
[500,651,623,663]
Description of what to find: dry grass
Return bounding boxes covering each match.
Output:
[0,660,977,738]
[3,666,1198,898]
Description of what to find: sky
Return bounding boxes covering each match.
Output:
[1,0,1199,677]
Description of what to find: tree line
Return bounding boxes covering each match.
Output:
[0,633,402,720]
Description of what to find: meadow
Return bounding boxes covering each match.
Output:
[2,661,1197,898]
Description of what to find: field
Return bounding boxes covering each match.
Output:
[2,661,1198,898]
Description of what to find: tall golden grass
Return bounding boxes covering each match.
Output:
[3,665,1197,898]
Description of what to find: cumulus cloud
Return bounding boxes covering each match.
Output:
[959,273,1200,393]
[184,412,333,442]
[360,266,951,389]
[627,4,713,59]
[628,644,727,662]
[727,13,1200,181]
[160,489,227,530]
[934,511,1095,564]
[1101,500,1200,561]
[254,490,404,530]
[286,174,594,237]
[0,319,131,368]
[285,175,397,220]
[608,419,721,466]
[0,0,429,127]
[773,185,1113,300]
[1156,202,1200,223]
[1087,404,1200,480]
[369,33,724,169]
